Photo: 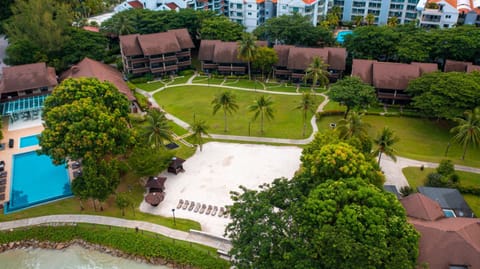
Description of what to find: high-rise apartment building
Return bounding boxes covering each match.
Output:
[334,0,418,24]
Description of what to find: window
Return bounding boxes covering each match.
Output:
[369,2,381,8]
[237,12,243,16]
[248,12,252,15]
[445,15,451,19]
[389,4,404,9]
[282,5,286,9]
[248,4,252,7]
[407,4,416,10]
[292,7,299,12]
[237,3,242,8]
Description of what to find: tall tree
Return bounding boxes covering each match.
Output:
[141,108,173,149]
[365,13,375,25]
[335,111,370,140]
[115,192,133,216]
[304,56,329,91]
[199,16,244,41]
[127,145,173,179]
[450,107,480,160]
[238,32,257,80]
[327,76,377,118]
[295,93,317,137]
[249,95,275,134]
[387,16,398,27]
[373,127,399,165]
[189,119,210,152]
[252,46,278,80]
[211,91,239,132]
[40,78,135,164]
[0,0,14,34]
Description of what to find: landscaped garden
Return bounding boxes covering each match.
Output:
[154,85,322,139]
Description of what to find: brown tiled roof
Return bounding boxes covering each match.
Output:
[168,28,194,49]
[198,40,221,61]
[165,2,178,10]
[274,45,294,68]
[401,193,445,221]
[60,57,135,101]
[286,47,329,70]
[137,32,180,56]
[256,41,268,47]
[327,47,347,71]
[444,60,469,72]
[411,62,438,75]
[128,0,143,8]
[372,62,420,90]
[119,34,142,56]
[82,26,100,33]
[0,62,57,93]
[467,64,480,73]
[213,42,244,64]
[410,217,480,268]
[351,59,376,85]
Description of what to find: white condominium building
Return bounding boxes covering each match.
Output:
[228,0,275,32]
[416,0,480,28]
[277,0,320,25]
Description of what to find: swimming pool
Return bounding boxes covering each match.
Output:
[20,134,40,148]
[336,30,353,44]
[5,151,72,213]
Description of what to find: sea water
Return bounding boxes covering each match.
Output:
[0,245,169,269]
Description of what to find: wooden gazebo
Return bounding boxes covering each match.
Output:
[168,157,185,175]
[144,192,165,207]
[145,176,167,192]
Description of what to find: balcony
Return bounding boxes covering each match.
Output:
[150,55,178,63]
[274,69,292,75]
[176,51,190,57]
[291,73,305,79]
[129,57,148,64]
[130,67,150,74]
[202,63,218,69]
[218,65,246,73]
[377,92,411,100]
[178,60,192,67]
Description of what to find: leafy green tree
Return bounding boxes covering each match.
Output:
[71,176,90,210]
[211,91,239,132]
[199,16,244,41]
[295,93,317,137]
[344,26,399,61]
[59,27,109,69]
[387,16,398,27]
[189,120,210,151]
[336,111,370,140]
[40,78,136,165]
[0,0,14,34]
[373,127,399,165]
[238,32,257,80]
[4,39,44,66]
[450,107,480,160]
[353,15,363,26]
[101,13,135,36]
[304,56,329,91]
[252,46,278,80]
[365,13,375,25]
[127,145,173,179]
[141,108,173,149]
[115,192,133,216]
[407,72,480,119]
[249,95,275,134]
[327,76,377,118]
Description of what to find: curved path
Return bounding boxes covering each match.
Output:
[0,214,232,253]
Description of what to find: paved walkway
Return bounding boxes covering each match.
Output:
[0,214,232,253]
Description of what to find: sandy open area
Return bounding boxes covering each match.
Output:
[139,142,302,237]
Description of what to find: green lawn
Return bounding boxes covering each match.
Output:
[402,167,480,216]
[135,81,165,92]
[154,85,322,139]
[317,115,480,167]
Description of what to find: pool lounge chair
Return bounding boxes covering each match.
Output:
[0,178,5,185]
[206,205,213,215]
[211,206,218,216]
[218,207,225,217]
[0,194,4,201]
[188,201,195,211]
[199,204,207,214]
[194,203,201,212]
[0,171,7,178]
[176,199,184,209]
[182,200,189,210]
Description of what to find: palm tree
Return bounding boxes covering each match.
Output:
[295,93,317,137]
[304,56,329,91]
[387,16,398,27]
[373,127,399,165]
[249,95,275,134]
[212,91,239,132]
[450,107,480,160]
[189,120,210,152]
[353,16,363,27]
[238,32,258,80]
[114,13,134,36]
[142,108,173,149]
[336,111,370,140]
[365,13,375,25]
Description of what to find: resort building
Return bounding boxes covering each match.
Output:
[119,28,194,76]
[198,40,267,75]
[114,0,227,15]
[334,0,418,25]
[0,63,57,122]
[276,0,320,25]
[60,57,139,112]
[351,59,438,104]
[273,45,347,82]
[228,0,275,32]
[401,193,480,268]
[416,0,480,28]
[443,59,480,72]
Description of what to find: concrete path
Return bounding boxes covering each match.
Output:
[0,214,232,253]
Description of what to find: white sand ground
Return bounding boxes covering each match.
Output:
[139,142,302,237]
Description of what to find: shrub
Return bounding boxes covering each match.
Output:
[178,69,195,76]
[317,110,345,118]
[400,186,415,197]
[437,160,455,176]
[134,92,149,111]
[424,172,445,187]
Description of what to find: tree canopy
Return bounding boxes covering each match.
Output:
[199,16,244,41]
[327,76,377,117]
[40,78,136,164]
[252,46,278,79]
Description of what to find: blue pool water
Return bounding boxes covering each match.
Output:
[5,151,72,213]
[336,30,353,44]
[20,134,40,148]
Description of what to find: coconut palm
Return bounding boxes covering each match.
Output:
[189,120,210,152]
[373,127,399,165]
[212,91,239,132]
[387,16,398,27]
[304,56,329,91]
[336,111,370,140]
[365,13,375,25]
[238,32,257,80]
[249,95,275,134]
[113,13,135,36]
[353,16,363,26]
[295,93,317,137]
[450,107,480,160]
[142,108,173,149]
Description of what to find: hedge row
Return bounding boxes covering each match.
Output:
[0,225,229,269]
[457,185,480,196]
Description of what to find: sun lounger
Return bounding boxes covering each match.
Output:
[218,207,225,217]
[176,199,184,209]
[188,201,195,211]
[182,200,189,210]
[194,203,201,212]
[71,161,81,169]
[0,171,6,178]
[223,207,229,218]
[0,194,4,200]
[206,205,213,215]
[199,204,207,214]
[211,206,218,216]
[0,178,6,185]
[0,186,5,193]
